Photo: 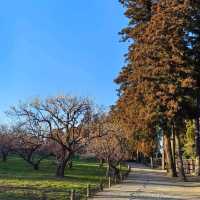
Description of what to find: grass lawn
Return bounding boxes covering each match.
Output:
[0,155,109,200]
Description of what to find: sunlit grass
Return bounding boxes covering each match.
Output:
[0,155,108,199]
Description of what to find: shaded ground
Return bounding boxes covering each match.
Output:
[90,163,200,200]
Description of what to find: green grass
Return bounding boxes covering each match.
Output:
[0,156,109,200]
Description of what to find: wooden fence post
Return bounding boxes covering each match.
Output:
[150,157,153,168]
[114,176,117,184]
[128,165,131,172]
[108,176,111,188]
[70,189,75,200]
[119,172,122,181]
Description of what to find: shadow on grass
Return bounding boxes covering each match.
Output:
[0,155,107,195]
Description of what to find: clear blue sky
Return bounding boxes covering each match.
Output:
[0,0,127,122]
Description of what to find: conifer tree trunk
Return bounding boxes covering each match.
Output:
[164,132,177,177]
[175,132,186,181]
[162,134,165,170]
[171,125,176,165]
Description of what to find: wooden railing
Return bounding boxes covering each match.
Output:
[5,165,131,200]
[176,159,196,175]
[149,158,197,176]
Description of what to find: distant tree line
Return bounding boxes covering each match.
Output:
[0,95,133,180]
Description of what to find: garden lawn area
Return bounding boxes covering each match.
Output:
[0,156,108,200]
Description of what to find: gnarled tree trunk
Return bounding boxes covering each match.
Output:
[110,164,120,182]
[56,151,72,178]
[56,159,68,178]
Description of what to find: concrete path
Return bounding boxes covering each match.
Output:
[90,163,200,200]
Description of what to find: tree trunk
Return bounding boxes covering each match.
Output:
[56,160,68,178]
[27,159,40,170]
[164,132,177,177]
[56,149,72,178]
[110,164,120,182]
[162,134,165,170]
[106,163,111,177]
[171,125,176,165]
[99,159,104,168]
[67,160,73,169]
[33,163,39,170]
[176,133,186,181]
[2,152,7,162]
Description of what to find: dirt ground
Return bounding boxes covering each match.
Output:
[90,163,200,200]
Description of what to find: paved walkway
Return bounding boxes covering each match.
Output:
[90,163,200,200]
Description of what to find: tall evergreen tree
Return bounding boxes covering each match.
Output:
[116,0,196,178]
[185,0,200,175]
[116,0,153,96]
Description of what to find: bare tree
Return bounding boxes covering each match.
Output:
[0,125,14,162]
[8,95,102,177]
[89,115,129,180]
[13,126,51,170]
